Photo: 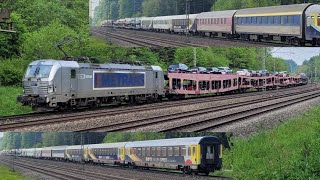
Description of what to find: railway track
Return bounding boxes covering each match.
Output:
[74,87,320,132]
[161,90,320,132]
[0,86,312,131]
[91,27,208,47]
[0,158,134,180]
[95,26,292,47]
[0,156,228,180]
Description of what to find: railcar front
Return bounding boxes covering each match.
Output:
[17,60,80,111]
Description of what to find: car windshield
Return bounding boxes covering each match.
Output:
[25,65,53,78]
[169,64,179,69]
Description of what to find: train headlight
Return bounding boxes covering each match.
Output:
[48,85,54,93]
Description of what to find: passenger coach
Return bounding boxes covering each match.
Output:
[124,136,222,175]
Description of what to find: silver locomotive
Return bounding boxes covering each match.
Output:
[17,60,165,110]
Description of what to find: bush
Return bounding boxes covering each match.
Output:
[0,58,29,86]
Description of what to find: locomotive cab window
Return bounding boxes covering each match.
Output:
[155,72,158,78]
[71,69,76,79]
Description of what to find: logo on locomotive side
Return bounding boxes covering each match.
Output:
[77,74,93,80]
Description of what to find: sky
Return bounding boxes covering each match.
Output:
[271,47,320,65]
[89,0,100,18]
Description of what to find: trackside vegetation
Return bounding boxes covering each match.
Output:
[0,165,26,180]
[0,87,31,116]
[224,106,320,179]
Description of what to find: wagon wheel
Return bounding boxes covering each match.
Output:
[94,99,102,108]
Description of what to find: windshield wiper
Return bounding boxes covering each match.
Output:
[33,66,40,77]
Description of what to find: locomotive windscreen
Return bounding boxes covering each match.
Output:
[93,72,145,89]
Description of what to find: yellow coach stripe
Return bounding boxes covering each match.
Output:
[236,11,302,17]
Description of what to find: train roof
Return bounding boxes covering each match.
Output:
[42,145,68,150]
[87,142,128,149]
[140,16,155,21]
[235,3,313,17]
[125,136,221,147]
[197,10,237,18]
[66,145,90,150]
[153,14,198,20]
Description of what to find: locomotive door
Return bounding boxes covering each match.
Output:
[154,71,159,90]
[70,69,78,97]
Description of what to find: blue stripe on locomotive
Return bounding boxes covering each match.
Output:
[94,72,145,88]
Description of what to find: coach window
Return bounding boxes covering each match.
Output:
[275,16,281,24]
[137,148,141,156]
[224,18,227,24]
[268,16,273,24]
[237,17,240,24]
[151,147,156,156]
[318,16,320,26]
[257,16,261,24]
[294,15,300,25]
[155,72,158,78]
[288,15,293,25]
[157,147,161,156]
[242,17,246,24]
[146,147,150,156]
[247,17,251,24]
[174,147,180,156]
[168,147,173,156]
[252,16,256,24]
[71,69,76,79]
[182,147,186,156]
[142,148,145,156]
[162,147,167,156]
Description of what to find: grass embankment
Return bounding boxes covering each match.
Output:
[0,86,32,116]
[225,106,320,179]
[0,165,26,180]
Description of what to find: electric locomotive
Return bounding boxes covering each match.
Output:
[17,60,165,111]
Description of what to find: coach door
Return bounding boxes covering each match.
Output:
[203,144,215,165]
[120,147,125,161]
[70,69,78,97]
[190,145,200,165]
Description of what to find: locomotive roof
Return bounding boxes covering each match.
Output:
[125,136,220,147]
[30,60,80,68]
[197,10,237,18]
[30,60,163,71]
[235,3,313,16]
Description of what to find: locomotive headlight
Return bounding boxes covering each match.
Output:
[48,85,54,93]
